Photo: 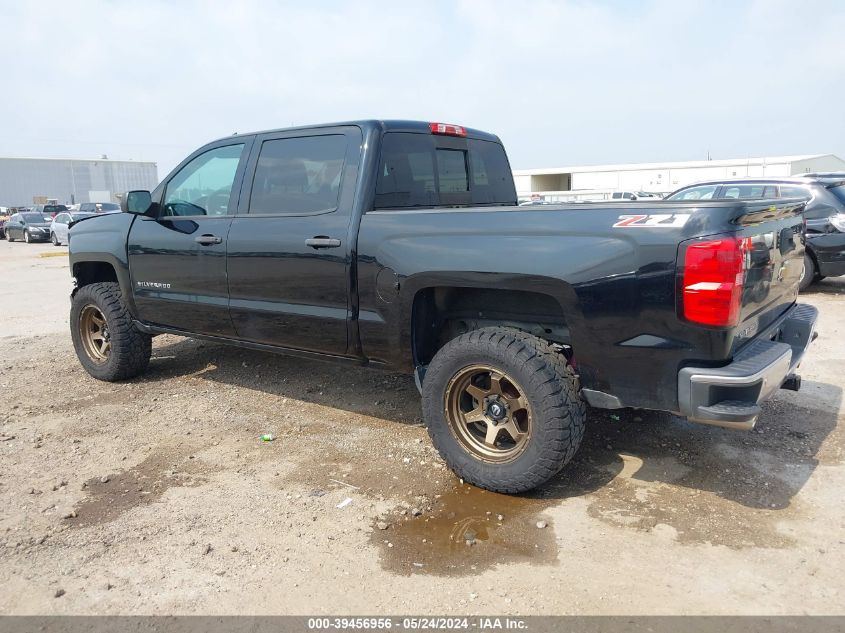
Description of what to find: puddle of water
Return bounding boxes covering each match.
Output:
[372,483,557,577]
[67,447,211,528]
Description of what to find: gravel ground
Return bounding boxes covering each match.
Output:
[0,239,843,615]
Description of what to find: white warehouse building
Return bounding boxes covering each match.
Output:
[513,154,845,200]
[0,156,158,207]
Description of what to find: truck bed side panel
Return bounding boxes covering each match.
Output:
[356,200,805,412]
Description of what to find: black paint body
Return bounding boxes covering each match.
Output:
[68,120,807,414]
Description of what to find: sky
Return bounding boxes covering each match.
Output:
[1,0,843,179]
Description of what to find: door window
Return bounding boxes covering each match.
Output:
[163,144,244,217]
[248,135,348,215]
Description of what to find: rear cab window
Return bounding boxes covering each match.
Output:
[374,132,516,209]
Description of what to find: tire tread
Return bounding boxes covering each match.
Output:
[70,282,151,381]
[423,326,586,494]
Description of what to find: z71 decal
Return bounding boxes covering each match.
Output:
[613,214,691,228]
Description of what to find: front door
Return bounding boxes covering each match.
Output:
[127,140,251,336]
[226,127,361,355]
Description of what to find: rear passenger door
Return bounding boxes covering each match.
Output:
[226,126,362,355]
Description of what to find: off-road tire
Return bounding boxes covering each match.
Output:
[70,282,152,381]
[422,327,587,494]
[799,253,815,292]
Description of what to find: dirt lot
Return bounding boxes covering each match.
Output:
[0,239,843,615]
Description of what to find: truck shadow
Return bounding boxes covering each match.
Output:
[143,336,841,518]
[801,276,845,296]
[544,383,841,515]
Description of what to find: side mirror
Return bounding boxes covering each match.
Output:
[122,190,153,215]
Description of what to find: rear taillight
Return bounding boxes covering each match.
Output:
[430,122,467,137]
[680,236,750,327]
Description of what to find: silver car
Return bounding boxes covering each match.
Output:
[49,211,96,246]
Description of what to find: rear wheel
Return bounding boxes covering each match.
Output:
[423,327,586,494]
[799,253,815,292]
[70,282,152,381]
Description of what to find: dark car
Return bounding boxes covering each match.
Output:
[666,177,845,290]
[5,211,53,243]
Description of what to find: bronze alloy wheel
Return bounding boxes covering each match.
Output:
[444,364,532,463]
[79,304,111,364]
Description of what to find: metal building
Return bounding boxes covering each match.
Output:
[0,156,158,207]
[513,153,845,200]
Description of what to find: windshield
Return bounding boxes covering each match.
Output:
[22,213,47,222]
[828,185,845,206]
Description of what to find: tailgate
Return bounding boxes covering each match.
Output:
[732,199,806,351]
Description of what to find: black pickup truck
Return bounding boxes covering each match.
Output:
[67,120,818,493]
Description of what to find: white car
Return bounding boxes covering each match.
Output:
[609,191,663,201]
[49,211,96,246]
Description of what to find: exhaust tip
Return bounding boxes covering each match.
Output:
[781,373,802,392]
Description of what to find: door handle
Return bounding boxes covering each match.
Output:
[195,234,223,245]
[305,237,341,249]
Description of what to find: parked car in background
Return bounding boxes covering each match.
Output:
[4,211,53,242]
[32,203,69,219]
[801,172,845,179]
[50,211,96,245]
[79,202,120,214]
[666,177,845,290]
[609,191,662,200]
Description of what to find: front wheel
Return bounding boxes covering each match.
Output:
[24,231,31,243]
[51,232,60,246]
[422,327,586,494]
[799,253,815,292]
[70,282,152,381]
